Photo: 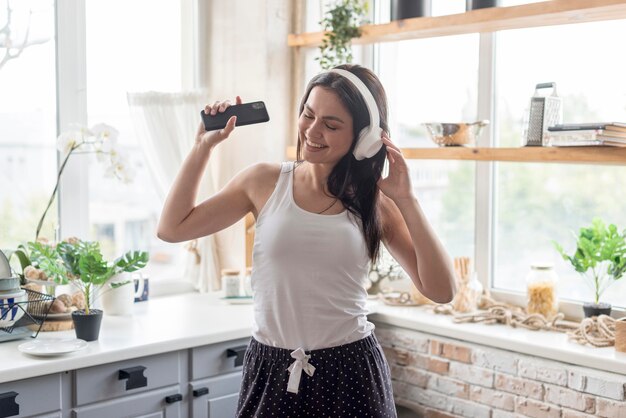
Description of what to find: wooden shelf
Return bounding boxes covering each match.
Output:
[288,0,626,47]
[286,146,626,164]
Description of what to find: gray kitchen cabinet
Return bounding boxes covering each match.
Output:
[188,337,249,418]
[71,350,185,418]
[1,336,250,418]
[0,373,63,418]
[72,384,183,418]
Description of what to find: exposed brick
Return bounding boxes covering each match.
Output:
[494,373,544,400]
[518,358,568,386]
[407,388,452,412]
[472,348,518,375]
[470,385,515,411]
[596,397,626,418]
[404,366,431,388]
[492,410,518,418]
[562,408,601,418]
[383,346,414,366]
[568,369,625,401]
[544,383,595,413]
[384,327,430,353]
[395,397,428,417]
[448,397,491,418]
[408,352,430,369]
[448,362,494,387]
[393,380,411,400]
[427,374,469,399]
[430,340,443,356]
[515,397,561,418]
[430,340,472,363]
[428,357,450,375]
[374,327,395,346]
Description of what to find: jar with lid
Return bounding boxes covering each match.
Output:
[221,269,241,298]
[243,267,253,297]
[525,263,559,318]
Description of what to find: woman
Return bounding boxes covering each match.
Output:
[158,64,456,417]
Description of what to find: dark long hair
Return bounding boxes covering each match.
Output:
[296,64,389,263]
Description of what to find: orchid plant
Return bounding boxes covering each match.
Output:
[36,123,135,240]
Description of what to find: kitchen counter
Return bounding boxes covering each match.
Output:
[2,293,625,384]
[0,293,256,384]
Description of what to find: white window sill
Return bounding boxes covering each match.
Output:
[367,301,626,375]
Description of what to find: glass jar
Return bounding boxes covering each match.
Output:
[221,269,241,298]
[526,263,559,318]
[243,267,253,297]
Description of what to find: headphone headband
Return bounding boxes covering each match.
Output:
[328,69,383,160]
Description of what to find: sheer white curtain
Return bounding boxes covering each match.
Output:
[126,91,221,292]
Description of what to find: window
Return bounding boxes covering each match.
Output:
[378,33,479,260]
[0,1,187,287]
[85,0,184,281]
[0,0,56,248]
[494,21,626,308]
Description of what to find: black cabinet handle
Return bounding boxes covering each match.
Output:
[165,393,183,404]
[226,345,248,367]
[118,366,147,390]
[193,387,209,397]
[0,391,19,418]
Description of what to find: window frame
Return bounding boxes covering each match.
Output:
[370,29,625,320]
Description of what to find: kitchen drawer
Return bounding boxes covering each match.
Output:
[189,372,242,418]
[190,337,249,380]
[74,350,181,405]
[0,373,61,418]
[72,384,182,418]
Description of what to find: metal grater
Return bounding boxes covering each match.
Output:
[524,82,562,146]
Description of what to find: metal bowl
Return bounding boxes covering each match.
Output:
[423,120,489,146]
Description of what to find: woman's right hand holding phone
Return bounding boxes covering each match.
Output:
[196,95,243,148]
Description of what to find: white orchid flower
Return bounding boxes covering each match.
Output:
[56,130,82,155]
[91,123,120,146]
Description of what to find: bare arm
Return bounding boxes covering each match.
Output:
[377,135,456,304]
[157,97,254,243]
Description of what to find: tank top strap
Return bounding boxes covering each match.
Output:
[256,161,295,226]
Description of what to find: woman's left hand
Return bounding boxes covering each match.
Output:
[377,133,414,202]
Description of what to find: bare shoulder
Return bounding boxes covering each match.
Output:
[239,162,282,188]
[238,162,283,216]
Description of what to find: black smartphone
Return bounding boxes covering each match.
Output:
[200,101,270,131]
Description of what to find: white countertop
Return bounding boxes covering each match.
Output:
[0,293,255,384]
[2,293,625,384]
[369,303,626,375]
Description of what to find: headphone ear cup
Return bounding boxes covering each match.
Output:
[353,126,383,160]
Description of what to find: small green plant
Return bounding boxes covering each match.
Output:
[553,218,626,305]
[317,0,368,70]
[23,238,149,314]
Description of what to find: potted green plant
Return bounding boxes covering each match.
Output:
[317,0,368,70]
[553,218,626,317]
[26,237,149,341]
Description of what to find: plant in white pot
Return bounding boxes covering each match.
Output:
[553,218,626,317]
[27,237,149,340]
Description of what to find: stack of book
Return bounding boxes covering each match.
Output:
[545,122,626,147]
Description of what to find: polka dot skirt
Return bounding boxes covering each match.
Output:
[236,333,397,417]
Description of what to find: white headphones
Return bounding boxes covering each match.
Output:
[329,69,383,160]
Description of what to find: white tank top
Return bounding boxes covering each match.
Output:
[250,161,374,350]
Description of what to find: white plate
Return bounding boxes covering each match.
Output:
[18,338,88,357]
[221,296,253,305]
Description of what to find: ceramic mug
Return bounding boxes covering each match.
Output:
[0,289,27,327]
[101,274,135,316]
[134,274,149,302]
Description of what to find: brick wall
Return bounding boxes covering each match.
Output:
[374,324,626,418]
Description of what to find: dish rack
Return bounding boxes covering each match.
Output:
[0,289,55,343]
